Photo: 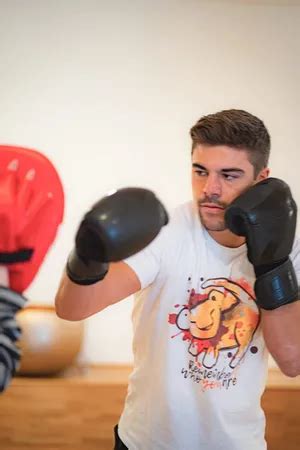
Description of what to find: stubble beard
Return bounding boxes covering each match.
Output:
[198,209,227,231]
[196,180,256,232]
[196,196,228,232]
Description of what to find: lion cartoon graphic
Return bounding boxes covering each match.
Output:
[170,278,260,369]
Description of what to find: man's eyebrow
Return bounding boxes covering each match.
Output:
[192,163,208,171]
[221,168,245,174]
[192,163,245,174]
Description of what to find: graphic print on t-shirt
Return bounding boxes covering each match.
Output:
[168,277,260,391]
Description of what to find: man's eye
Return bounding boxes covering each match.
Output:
[195,171,207,177]
[223,174,238,181]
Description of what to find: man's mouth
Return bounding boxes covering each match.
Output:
[200,203,225,211]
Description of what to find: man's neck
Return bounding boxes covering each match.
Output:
[207,229,246,248]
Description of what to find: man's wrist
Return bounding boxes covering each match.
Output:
[66,249,109,286]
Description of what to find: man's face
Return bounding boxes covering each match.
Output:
[191,144,267,232]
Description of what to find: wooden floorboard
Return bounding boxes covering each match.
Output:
[0,366,299,450]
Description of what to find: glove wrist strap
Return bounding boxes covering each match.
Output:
[254,258,299,310]
[66,249,109,286]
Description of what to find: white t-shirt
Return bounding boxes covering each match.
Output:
[118,201,300,450]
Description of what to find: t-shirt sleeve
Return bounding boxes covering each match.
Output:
[123,226,169,290]
[123,201,192,290]
[290,236,300,285]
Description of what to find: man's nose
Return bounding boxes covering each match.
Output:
[203,174,222,198]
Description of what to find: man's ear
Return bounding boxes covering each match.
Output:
[255,167,270,183]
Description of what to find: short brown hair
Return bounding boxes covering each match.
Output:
[190,109,271,177]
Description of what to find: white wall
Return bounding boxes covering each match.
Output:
[0,0,299,364]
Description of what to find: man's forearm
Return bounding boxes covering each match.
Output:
[261,300,300,377]
[55,270,105,321]
[54,262,141,321]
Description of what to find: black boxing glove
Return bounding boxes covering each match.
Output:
[67,187,169,285]
[225,178,298,310]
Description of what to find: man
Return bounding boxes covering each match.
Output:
[55,109,300,450]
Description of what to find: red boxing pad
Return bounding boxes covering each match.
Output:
[0,145,64,293]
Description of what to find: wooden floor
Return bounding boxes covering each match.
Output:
[0,365,300,450]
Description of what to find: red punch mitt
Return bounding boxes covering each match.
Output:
[0,145,64,293]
